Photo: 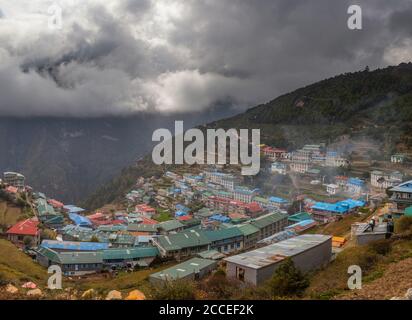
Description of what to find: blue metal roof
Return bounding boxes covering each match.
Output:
[64,205,85,213]
[209,214,231,223]
[286,219,316,229]
[68,213,92,227]
[347,178,364,186]
[269,196,288,203]
[41,240,109,251]
[390,180,412,193]
[312,199,365,214]
[175,210,188,217]
[176,204,190,212]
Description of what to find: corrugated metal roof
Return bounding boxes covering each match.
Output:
[155,230,210,251]
[250,212,288,229]
[102,247,159,260]
[150,258,216,281]
[41,240,109,251]
[159,220,184,231]
[204,228,243,242]
[224,234,331,269]
[236,224,260,236]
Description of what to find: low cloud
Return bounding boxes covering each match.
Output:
[0,0,411,117]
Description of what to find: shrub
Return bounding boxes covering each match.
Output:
[199,270,238,299]
[149,280,196,300]
[90,235,100,243]
[23,236,33,248]
[264,258,309,298]
[41,229,57,240]
[368,239,392,256]
[357,250,379,271]
[396,216,412,233]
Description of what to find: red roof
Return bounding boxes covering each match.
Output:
[141,216,158,225]
[48,199,64,208]
[5,186,18,194]
[87,212,105,220]
[246,202,262,213]
[177,215,193,221]
[209,196,246,207]
[135,204,156,213]
[7,219,39,236]
[228,212,248,219]
[111,219,126,225]
[90,219,112,226]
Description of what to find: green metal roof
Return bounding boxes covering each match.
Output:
[155,230,210,251]
[253,196,269,204]
[102,247,159,260]
[127,224,159,232]
[159,220,184,232]
[38,247,103,264]
[204,228,243,242]
[236,223,260,236]
[288,212,312,223]
[58,251,103,264]
[180,218,201,227]
[150,258,216,281]
[251,212,288,229]
[36,198,57,217]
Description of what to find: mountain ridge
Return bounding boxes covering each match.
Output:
[84,62,412,209]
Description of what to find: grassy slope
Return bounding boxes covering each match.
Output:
[0,239,47,284]
[0,201,24,226]
[305,238,412,299]
[71,260,178,296]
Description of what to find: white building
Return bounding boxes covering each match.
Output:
[204,171,236,191]
[233,187,258,203]
[3,172,25,188]
[224,234,332,286]
[271,162,287,175]
[326,184,339,195]
[391,154,405,163]
[371,170,403,189]
[289,161,310,174]
[325,152,348,167]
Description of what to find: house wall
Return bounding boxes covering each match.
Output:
[211,237,243,253]
[61,263,103,276]
[243,233,259,249]
[356,233,387,245]
[226,237,332,286]
[8,233,40,247]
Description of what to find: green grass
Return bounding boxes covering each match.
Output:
[153,208,173,222]
[72,261,178,295]
[0,239,47,284]
[305,237,412,299]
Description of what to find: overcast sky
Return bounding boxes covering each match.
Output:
[0,0,411,117]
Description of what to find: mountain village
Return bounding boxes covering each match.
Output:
[1,141,412,299]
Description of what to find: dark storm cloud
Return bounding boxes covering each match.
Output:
[0,0,411,117]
